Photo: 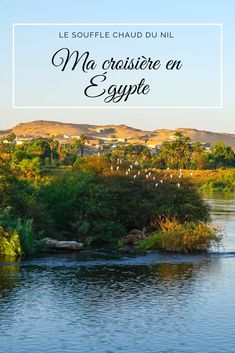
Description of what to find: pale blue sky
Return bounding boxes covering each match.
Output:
[0,0,234,132]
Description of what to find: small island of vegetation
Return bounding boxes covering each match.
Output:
[1,130,231,256]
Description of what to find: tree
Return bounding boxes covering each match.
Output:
[209,141,235,168]
[190,142,207,169]
[26,139,50,160]
[158,132,191,169]
[47,138,59,164]
[0,133,16,154]
[173,132,191,169]
[19,157,41,178]
[78,134,87,157]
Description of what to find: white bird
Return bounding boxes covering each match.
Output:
[133,175,137,179]
[111,165,113,171]
[145,169,148,173]
[179,174,182,179]
[130,165,133,169]
[138,171,141,175]
[126,171,128,175]
[148,172,151,176]
[153,176,156,181]
[128,168,131,172]
[146,175,149,179]
[177,183,180,188]
[160,179,163,184]
[117,166,120,170]
[170,174,173,178]
[135,161,139,166]
[190,172,193,176]
[167,167,170,170]
[155,183,159,187]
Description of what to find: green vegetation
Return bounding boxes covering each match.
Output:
[138,218,222,253]
[108,133,235,170]
[0,131,230,255]
[0,226,22,256]
[199,170,235,192]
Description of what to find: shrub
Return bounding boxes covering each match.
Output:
[0,226,22,256]
[15,218,39,255]
[36,171,210,247]
[138,218,222,253]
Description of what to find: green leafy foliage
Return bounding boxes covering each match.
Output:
[0,226,22,256]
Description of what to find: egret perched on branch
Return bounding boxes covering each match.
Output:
[138,171,141,175]
[177,183,180,188]
[170,174,173,179]
[110,165,113,171]
[153,176,156,181]
[130,165,133,169]
[146,175,149,179]
[155,183,159,187]
[148,172,151,176]
[126,171,128,175]
[135,160,139,166]
[145,169,148,173]
[160,179,163,184]
[117,166,120,170]
[133,175,137,179]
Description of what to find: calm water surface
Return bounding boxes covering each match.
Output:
[0,194,235,353]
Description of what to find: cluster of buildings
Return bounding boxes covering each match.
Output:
[10,132,213,154]
[14,134,131,152]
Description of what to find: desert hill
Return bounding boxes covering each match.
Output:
[1,120,235,147]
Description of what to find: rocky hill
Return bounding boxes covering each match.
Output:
[1,120,235,147]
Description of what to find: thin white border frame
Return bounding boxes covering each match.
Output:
[12,22,223,109]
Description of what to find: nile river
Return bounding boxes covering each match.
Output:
[0,194,235,353]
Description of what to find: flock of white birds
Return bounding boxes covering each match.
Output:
[110,158,194,188]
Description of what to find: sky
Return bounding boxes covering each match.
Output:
[0,0,234,132]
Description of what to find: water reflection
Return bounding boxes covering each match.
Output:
[0,257,20,295]
[205,192,235,252]
[0,193,235,353]
[0,253,229,353]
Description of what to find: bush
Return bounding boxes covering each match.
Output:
[35,170,210,247]
[139,218,222,253]
[15,218,39,255]
[0,226,22,256]
[0,208,39,255]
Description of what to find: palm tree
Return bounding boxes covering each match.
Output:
[48,138,58,165]
[173,132,191,169]
[78,134,87,157]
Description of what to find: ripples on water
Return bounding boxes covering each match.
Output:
[0,194,235,353]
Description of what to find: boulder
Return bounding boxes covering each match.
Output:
[122,229,146,246]
[41,237,83,251]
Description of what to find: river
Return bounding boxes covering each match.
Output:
[0,194,235,353]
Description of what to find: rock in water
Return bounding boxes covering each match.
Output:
[122,229,146,246]
[42,237,83,251]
